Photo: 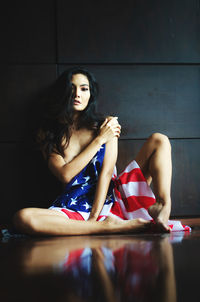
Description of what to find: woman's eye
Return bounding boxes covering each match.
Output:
[81,88,88,91]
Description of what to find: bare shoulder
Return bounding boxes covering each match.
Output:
[48,152,66,169]
[48,128,95,167]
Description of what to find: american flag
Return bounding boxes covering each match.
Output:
[50,144,191,232]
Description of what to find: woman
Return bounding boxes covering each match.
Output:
[13,67,186,236]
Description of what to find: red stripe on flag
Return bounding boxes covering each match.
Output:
[118,168,146,184]
[110,201,126,219]
[97,215,106,221]
[182,225,191,231]
[64,248,85,266]
[122,195,156,212]
[114,186,123,199]
[61,209,84,220]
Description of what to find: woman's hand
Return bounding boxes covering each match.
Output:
[98,116,121,145]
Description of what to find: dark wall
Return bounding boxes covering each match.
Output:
[1,0,200,224]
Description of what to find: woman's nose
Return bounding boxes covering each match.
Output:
[75,88,81,98]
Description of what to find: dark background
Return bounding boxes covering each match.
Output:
[0,0,200,224]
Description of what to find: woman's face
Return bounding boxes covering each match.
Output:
[71,73,91,111]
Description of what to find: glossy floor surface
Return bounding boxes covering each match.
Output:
[0,228,200,302]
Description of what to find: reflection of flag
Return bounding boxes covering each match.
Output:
[113,244,158,300]
[57,242,158,301]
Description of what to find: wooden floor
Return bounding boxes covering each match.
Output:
[0,219,200,302]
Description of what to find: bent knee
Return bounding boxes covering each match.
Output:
[149,132,171,149]
[13,208,36,233]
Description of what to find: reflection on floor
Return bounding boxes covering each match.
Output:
[0,228,200,302]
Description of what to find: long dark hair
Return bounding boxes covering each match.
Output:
[36,67,104,159]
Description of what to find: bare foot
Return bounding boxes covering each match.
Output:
[104,216,151,233]
[148,201,171,232]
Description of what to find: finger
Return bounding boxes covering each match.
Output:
[109,116,118,123]
[109,119,120,127]
[100,118,108,129]
[111,126,121,136]
[112,124,121,131]
[107,119,119,128]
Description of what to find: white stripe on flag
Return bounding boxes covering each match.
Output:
[118,160,139,177]
[168,220,187,231]
[119,181,155,198]
[125,208,153,220]
[100,203,113,216]
[78,211,90,220]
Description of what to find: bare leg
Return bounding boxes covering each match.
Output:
[153,238,177,302]
[13,208,151,236]
[135,133,172,232]
[92,247,117,302]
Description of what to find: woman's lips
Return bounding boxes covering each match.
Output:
[74,100,81,105]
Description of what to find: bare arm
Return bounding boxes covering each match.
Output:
[48,117,120,184]
[88,137,118,221]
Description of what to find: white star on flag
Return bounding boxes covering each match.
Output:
[72,179,79,186]
[83,176,90,182]
[91,156,98,166]
[83,202,91,210]
[106,195,112,202]
[70,197,78,205]
[81,183,88,190]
